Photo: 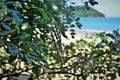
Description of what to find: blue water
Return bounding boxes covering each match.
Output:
[78,17,120,31]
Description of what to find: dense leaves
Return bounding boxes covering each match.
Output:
[0,0,120,80]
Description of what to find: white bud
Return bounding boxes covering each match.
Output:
[52,4,59,12]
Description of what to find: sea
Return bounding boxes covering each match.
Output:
[77,17,120,32]
[62,17,120,44]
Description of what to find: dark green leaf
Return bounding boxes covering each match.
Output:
[51,53,60,61]
[76,22,82,29]
[95,43,104,48]
[32,67,40,77]
[75,17,80,21]
[24,53,47,64]
[1,22,11,30]
[24,54,32,63]
[107,73,116,80]
[5,42,19,56]
[14,33,30,39]
[34,47,41,54]
[61,31,68,39]
[106,33,117,39]
[70,32,76,35]
[71,35,74,39]
[0,39,4,44]
[70,29,75,32]
[25,42,40,47]
[77,25,82,29]
[71,2,75,4]
[9,9,21,22]
[99,76,104,79]
[70,24,75,27]
[0,29,16,36]
[8,55,17,63]
[32,56,48,64]
[5,1,17,5]
[89,1,98,6]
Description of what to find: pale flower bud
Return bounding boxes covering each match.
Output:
[52,4,59,12]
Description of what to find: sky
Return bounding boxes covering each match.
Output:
[70,0,120,17]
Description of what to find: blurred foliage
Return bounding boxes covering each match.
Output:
[0,0,120,80]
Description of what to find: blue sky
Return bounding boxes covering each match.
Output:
[70,0,120,17]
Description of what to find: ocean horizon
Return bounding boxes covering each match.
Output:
[63,17,120,44]
[75,17,120,32]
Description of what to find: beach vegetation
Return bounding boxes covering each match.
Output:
[0,0,119,80]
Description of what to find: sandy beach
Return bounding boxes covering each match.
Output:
[61,29,112,44]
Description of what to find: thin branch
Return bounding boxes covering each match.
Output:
[81,58,87,80]
[41,71,82,77]
[94,40,120,58]
[50,30,63,65]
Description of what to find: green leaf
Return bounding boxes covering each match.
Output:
[42,13,48,19]
[76,22,82,29]
[0,39,4,44]
[62,32,68,39]
[5,1,17,5]
[1,22,11,30]
[22,23,29,28]
[70,32,76,35]
[70,29,75,32]
[70,24,75,27]
[107,73,116,80]
[14,33,30,39]
[75,17,80,21]
[34,47,41,54]
[24,53,47,64]
[106,33,117,39]
[33,56,48,64]
[51,53,60,61]
[0,29,16,36]
[24,54,32,63]
[61,27,68,39]
[32,67,40,77]
[53,63,61,68]
[5,42,19,56]
[22,45,31,52]
[9,9,21,22]
[8,55,17,63]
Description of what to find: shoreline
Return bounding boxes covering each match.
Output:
[79,29,112,33]
[61,29,112,44]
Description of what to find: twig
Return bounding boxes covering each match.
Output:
[81,59,87,80]
[41,71,82,77]
[94,40,120,58]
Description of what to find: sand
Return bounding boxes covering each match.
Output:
[61,29,112,44]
